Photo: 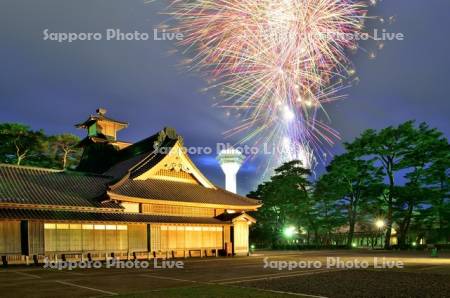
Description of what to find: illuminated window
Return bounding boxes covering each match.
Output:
[82,224,94,230]
[44,223,131,253]
[44,223,56,229]
[56,224,69,230]
[94,225,105,230]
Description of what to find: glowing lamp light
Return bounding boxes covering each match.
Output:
[375,219,385,229]
[283,226,297,238]
[412,242,417,247]
[352,243,357,248]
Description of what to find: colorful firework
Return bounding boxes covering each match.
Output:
[159,0,372,171]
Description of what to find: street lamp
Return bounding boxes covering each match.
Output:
[375,219,385,229]
[283,226,297,238]
[374,219,385,249]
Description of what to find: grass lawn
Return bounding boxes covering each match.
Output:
[117,284,296,297]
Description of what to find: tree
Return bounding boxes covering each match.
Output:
[315,153,383,247]
[417,133,450,243]
[392,124,447,247]
[346,121,448,248]
[392,184,430,247]
[271,160,318,244]
[248,160,316,246]
[0,123,46,165]
[248,121,448,249]
[346,122,418,248]
[48,134,81,169]
[248,181,282,246]
[312,185,346,245]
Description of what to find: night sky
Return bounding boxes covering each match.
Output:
[0,1,449,195]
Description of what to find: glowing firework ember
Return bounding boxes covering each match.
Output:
[160,0,371,171]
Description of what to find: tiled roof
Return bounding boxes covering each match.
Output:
[83,130,174,179]
[75,113,128,128]
[110,178,261,207]
[103,152,149,179]
[104,138,177,180]
[0,208,228,224]
[0,163,259,210]
[0,164,118,210]
[127,141,176,179]
[0,127,260,211]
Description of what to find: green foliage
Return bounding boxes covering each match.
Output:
[48,133,82,169]
[344,121,449,248]
[249,121,449,248]
[0,123,82,169]
[249,160,316,246]
[0,123,46,165]
[315,153,383,246]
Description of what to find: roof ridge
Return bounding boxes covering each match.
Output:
[64,170,113,178]
[127,138,178,179]
[0,163,113,179]
[107,145,160,190]
[0,163,63,172]
[108,171,131,190]
[129,150,158,176]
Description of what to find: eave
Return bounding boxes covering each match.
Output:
[107,192,262,211]
[0,202,122,213]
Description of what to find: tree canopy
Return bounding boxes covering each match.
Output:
[250,121,449,249]
[0,123,81,169]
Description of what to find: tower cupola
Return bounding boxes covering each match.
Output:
[75,108,128,141]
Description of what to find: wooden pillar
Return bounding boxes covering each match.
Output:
[146,224,151,253]
[20,221,29,256]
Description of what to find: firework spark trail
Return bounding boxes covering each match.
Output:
[160,0,371,171]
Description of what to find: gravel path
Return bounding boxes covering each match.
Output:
[241,269,450,298]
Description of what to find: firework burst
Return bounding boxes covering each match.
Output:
[160,0,371,171]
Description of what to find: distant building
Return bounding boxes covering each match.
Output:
[0,109,261,264]
[217,148,245,193]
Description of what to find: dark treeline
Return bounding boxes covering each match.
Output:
[248,121,450,249]
[0,123,81,169]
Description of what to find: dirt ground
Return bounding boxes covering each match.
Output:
[1,250,449,297]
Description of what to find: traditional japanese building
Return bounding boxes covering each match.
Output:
[0,109,261,264]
